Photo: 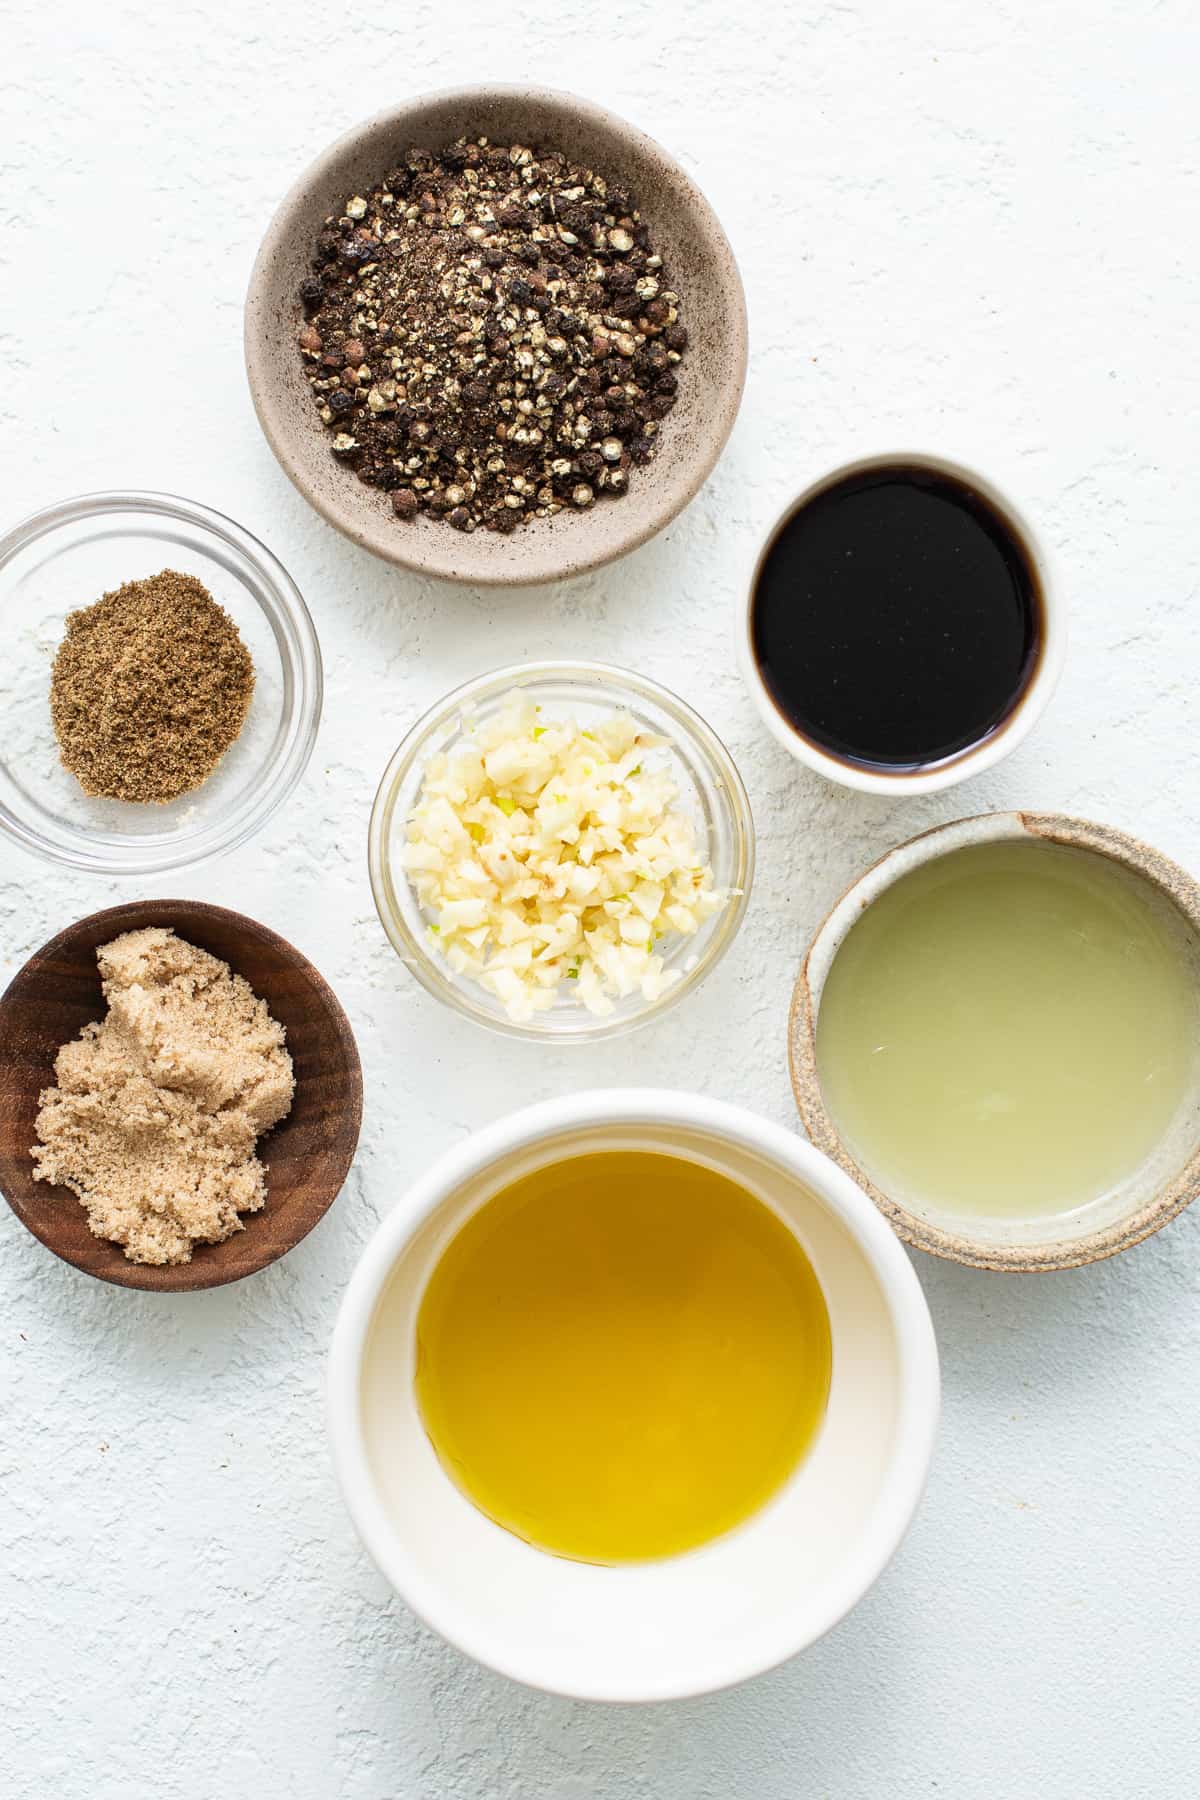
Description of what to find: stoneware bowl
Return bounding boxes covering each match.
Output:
[0,901,363,1292]
[328,1090,940,1701]
[741,452,1066,796]
[790,813,1200,1271]
[245,86,748,586]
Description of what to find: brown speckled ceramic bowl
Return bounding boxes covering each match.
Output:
[245,87,748,587]
[790,813,1200,1272]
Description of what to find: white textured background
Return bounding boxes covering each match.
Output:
[3,3,1199,1795]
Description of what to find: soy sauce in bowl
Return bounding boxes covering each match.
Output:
[750,462,1044,774]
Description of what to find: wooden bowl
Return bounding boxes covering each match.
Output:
[0,900,363,1291]
[245,85,748,586]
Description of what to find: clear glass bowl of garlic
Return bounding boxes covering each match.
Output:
[369,663,755,1040]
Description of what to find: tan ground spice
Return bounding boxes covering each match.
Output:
[32,928,294,1266]
[50,570,255,803]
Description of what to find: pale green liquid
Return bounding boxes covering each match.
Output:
[816,842,1197,1222]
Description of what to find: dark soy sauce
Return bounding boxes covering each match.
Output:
[751,464,1042,770]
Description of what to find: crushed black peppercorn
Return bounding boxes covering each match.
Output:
[295,138,689,534]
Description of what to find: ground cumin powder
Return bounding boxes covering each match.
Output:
[33,928,294,1266]
[50,570,255,804]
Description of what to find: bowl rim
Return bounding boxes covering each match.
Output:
[367,658,756,1041]
[789,810,1200,1271]
[0,898,363,1292]
[327,1088,940,1701]
[0,489,323,875]
[244,83,749,587]
[739,451,1067,796]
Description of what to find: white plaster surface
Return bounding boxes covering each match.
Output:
[3,3,1199,1794]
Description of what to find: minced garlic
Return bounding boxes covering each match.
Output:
[402,693,729,1022]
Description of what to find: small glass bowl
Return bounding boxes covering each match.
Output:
[0,492,322,874]
[369,662,755,1041]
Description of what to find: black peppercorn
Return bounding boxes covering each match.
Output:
[296,135,688,536]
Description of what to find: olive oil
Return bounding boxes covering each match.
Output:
[816,842,1197,1221]
[413,1151,832,1564]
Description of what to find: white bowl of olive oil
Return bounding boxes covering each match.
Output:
[328,1091,939,1701]
[791,812,1200,1272]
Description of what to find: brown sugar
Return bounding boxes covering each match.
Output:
[32,928,294,1266]
[50,570,255,804]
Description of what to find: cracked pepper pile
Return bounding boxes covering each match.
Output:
[296,138,689,533]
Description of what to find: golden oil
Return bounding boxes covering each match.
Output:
[413,1151,832,1564]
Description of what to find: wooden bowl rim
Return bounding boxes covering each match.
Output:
[0,899,363,1292]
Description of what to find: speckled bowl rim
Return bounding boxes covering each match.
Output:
[244,85,748,587]
[789,812,1200,1272]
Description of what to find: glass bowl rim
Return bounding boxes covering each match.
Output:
[368,659,756,1041]
[0,489,323,875]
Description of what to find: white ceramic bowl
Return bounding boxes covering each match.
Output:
[328,1090,940,1701]
[739,452,1066,796]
